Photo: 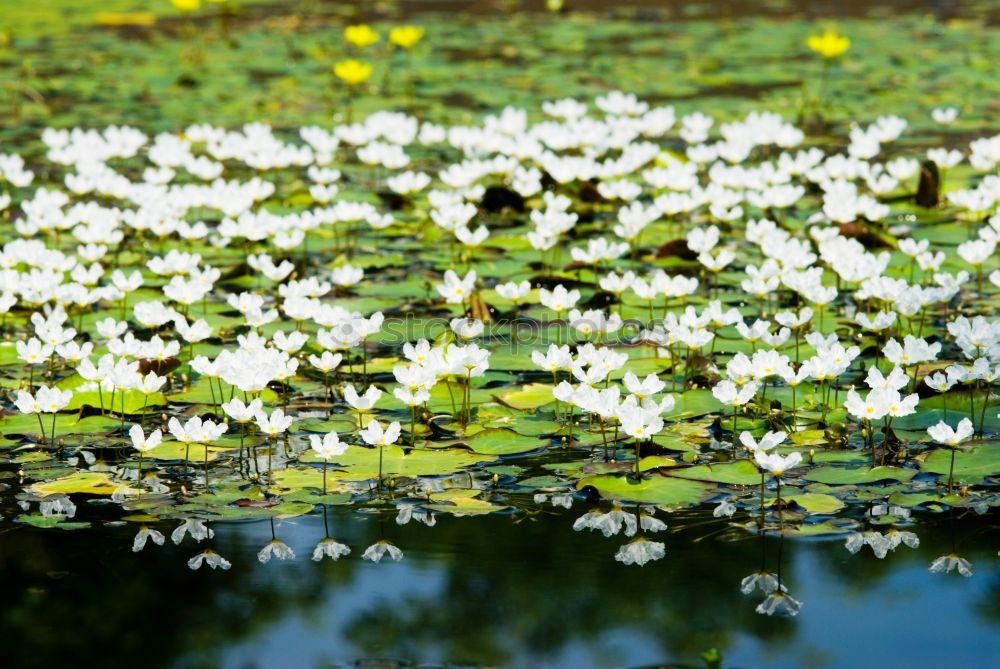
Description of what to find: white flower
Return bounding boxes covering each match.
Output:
[359,419,402,447]
[495,280,531,302]
[255,408,295,437]
[309,432,348,460]
[450,317,484,339]
[128,424,162,453]
[754,451,802,476]
[739,430,787,454]
[221,397,263,423]
[927,418,974,447]
[622,371,665,399]
[343,384,382,411]
[931,107,958,125]
[436,269,476,303]
[538,284,581,312]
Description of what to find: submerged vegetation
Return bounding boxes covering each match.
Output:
[0,6,998,660]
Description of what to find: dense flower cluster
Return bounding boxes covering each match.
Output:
[1,94,997,606]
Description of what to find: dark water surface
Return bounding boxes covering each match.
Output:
[1,506,996,669]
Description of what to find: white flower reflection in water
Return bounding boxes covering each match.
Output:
[258,539,296,564]
[171,518,214,545]
[187,549,232,571]
[362,540,404,563]
[395,504,436,526]
[740,571,783,595]
[755,591,803,617]
[312,538,351,562]
[845,529,919,559]
[614,537,666,566]
[132,526,165,552]
[929,553,973,577]
[533,492,574,509]
[713,499,737,518]
[573,504,637,537]
[39,495,77,518]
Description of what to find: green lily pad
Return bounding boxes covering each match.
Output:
[803,465,916,484]
[16,514,91,530]
[921,442,1000,484]
[300,444,496,479]
[497,383,554,410]
[784,493,846,514]
[576,473,714,507]
[29,471,117,496]
[460,428,547,455]
[669,459,762,485]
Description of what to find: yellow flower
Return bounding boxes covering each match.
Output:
[389,25,424,50]
[170,0,201,11]
[334,59,373,86]
[807,30,850,59]
[344,24,380,49]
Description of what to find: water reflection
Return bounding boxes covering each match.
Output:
[1,504,996,668]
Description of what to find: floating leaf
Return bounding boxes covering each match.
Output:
[803,465,916,484]
[497,383,554,410]
[300,445,496,479]
[669,459,761,485]
[921,442,1000,484]
[29,471,117,496]
[460,428,547,455]
[784,493,845,514]
[576,473,713,507]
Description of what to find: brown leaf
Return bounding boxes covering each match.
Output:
[915,160,940,208]
[468,293,493,323]
[656,238,697,260]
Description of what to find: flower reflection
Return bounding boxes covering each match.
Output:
[845,529,919,559]
[259,517,295,563]
[258,539,296,564]
[755,591,803,617]
[614,537,666,566]
[395,504,436,526]
[171,518,214,545]
[312,537,351,562]
[362,539,404,563]
[573,503,636,537]
[39,494,76,518]
[929,553,973,577]
[132,526,165,552]
[713,499,737,518]
[740,570,782,595]
[533,492,573,509]
[639,511,667,532]
[187,549,232,571]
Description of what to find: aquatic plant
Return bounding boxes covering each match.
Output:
[0,87,998,623]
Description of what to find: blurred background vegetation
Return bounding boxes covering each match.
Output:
[0,0,997,145]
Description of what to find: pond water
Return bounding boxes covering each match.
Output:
[2,506,995,669]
